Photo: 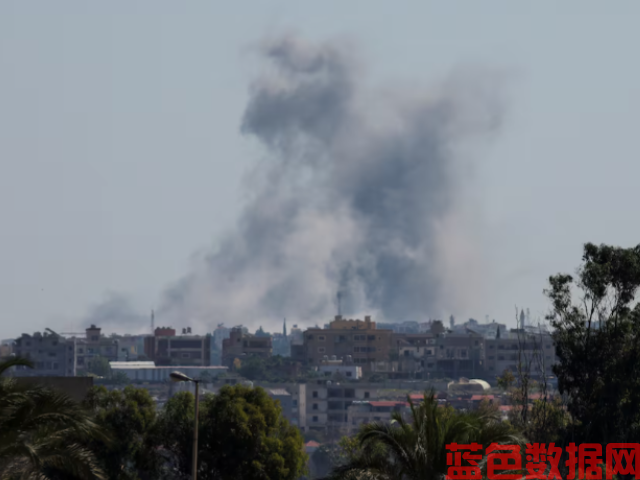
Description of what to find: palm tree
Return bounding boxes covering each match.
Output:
[0,357,108,480]
[324,390,524,480]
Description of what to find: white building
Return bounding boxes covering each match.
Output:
[109,361,227,382]
[317,364,362,380]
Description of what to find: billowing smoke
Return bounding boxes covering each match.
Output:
[81,292,150,333]
[156,35,504,330]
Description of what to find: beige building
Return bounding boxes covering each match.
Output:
[300,316,393,371]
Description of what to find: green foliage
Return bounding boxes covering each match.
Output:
[0,357,107,480]
[83,386,163,480]
[496,369,515,390]
[546,242,640,444]
[86,356,112,378]
[324,390,524,480]
[159,385,306,480]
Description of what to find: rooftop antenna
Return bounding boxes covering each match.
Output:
[336,291,342,316]
[151,309,155,333]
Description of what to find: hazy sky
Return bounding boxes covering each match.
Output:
[1,2,639,338]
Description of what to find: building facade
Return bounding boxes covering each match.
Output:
[221,327,272,367]
[484,330,556,379]
[11,331,74,377]
[306,380,380,434]
[144,327,212,367]
[300,316,393,371]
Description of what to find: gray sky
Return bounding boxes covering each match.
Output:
[1,2,639,338]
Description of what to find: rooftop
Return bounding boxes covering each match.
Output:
[266,388,290,396]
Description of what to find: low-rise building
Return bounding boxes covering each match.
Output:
[109,361,227,382]
[317,362,363,380]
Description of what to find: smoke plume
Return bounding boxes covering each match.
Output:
[81,292,150,333]
[155,35,504,329]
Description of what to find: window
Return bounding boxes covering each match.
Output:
[292,400,297,406]
[313,391,318,398]
[318,336,326,341]
[318,347,326,353]
[488,356,495,360]
[313,403,318,410]
[367,335,375,341]
[313,416,318,422]
[307,334,314,340]
[498,356,505,361]
[181,353,190,358]
[346,371,352,377]
[364,392,370,399]
[489,345,494,349]
[475,341,479,346]
[48,352,57,357]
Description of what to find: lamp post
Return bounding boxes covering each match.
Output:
[170,371,200,480]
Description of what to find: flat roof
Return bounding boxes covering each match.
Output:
[109,363,227,370]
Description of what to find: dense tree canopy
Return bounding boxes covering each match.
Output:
[546,242,640,444]
[159,384,307,480]
[83,385,164,480]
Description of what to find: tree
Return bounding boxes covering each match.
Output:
[0,357,108,480]
[161,385,307,480]
[86,356,111,378]
[546,242,640,444]
[325,390,523,480]
[238,356,267,380]
[82,386,164,480]
[496,369,515,390]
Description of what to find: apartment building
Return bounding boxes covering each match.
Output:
[306,380,380,434]
[485,330,556,379]
[11,331,74,376]
[300,316,393,371]
[144,327,212,367]
[423,332,486,380]
[221,327,272,367]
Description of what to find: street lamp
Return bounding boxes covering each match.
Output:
[170,371,200,480]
